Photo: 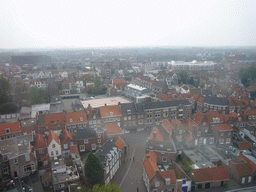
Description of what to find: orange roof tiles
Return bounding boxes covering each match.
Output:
[185,118,199,131]
[39,112,65,127]
[47,130,60,146]
[243,109,256,116]
[162,119,172,133]
[61,130,73,145]
[41,153,49,161]
[99,105,121,117]
[193,166,228,182]
[157,93,171,101]
[233,162,252,177]
[215,124,233,132]
[113,78,126,85]
[237,142,251,150]
[191,111,204,125]
[150,127,164,141]
[198,97,205,103]
[35,134,46,149]
[0,122,21,135]
[171,119,184,129]
[70,145,79,154]
[65,111,87,124]
[104,123,123,135]
[237,154,256,173]
[143,151,159,180]
[115,135,125,150]
[159,170,177,184]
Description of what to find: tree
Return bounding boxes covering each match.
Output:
[178,70,189,84]
[78,184,121,192]
[28,86,47,105]
[13,80,29,106]
[44,83,60,103]
[84,152,104,187]
[0,77,11,104]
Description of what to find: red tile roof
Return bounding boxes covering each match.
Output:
[215,124,233,132]
[243,109,256,116]
[150,127,164,141]
[115,135,125,150]
[185,118,199,131]
[237,142,251,150]
[39,112,65,127]
[237,154,256,173]
[0,122,21,135]
[61,130,73,145]
[162,119,172,133]
[22,125,36,134]
[157,93,171,101]
[193,166,229,182]
[104,123,123,135]
[65,111,87,124]
[191,111,204,125]
[198,97,205,103]
[47,130,60,146]
[100,105,122,117]
[233,162,252,177]
[34,134,46,149]
[143,151,159,180]
[252,100,256,106]
[41,153,49,161]
[70,145,79,154]
[159,169,177,184]
[113,78,126,85]
[171,119,184,129]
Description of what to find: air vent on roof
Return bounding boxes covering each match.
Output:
[167,148,171,151]
[149,146,153,149]
[159,144,163,148]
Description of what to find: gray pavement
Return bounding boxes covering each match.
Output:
[111,130,151,192]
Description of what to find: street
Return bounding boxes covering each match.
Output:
[111,130,151,192]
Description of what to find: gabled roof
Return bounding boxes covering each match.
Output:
[143,151,159,180]
[120,102,137,115]
[115,135,125,150]
[171,118,185,129]
[0,122,21,135]
[104,123,123,135]
[113,78,126,85]
[237,154,256,173]
[197,97,205,103]
[185,118,199,131]
[74,128,96,140]
[159,170,177,184]
[99,105,121,117]
[237,142,251,150]
[47,130,60,146]
[150,127,164,141]
[232,160,252,177]
[65,111,87,124]
[191,111,204,125]
[34,134,46,149]
[38,112,65,127]
[193,166,229,183]
[61,130,73,145]
[162,119,172,133]
[215,124,233,132]
[204,96,228,106]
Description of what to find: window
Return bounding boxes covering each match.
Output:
[59,184,65,188]
[69,118,73,122]
[80,145,85,152]
[242,177,245,184]
[226,138,231,144]
[128,116,131,120]
[210,138,214,144]
[92,144,96,150]
[98,139,101,143]
[98,134,101,138]
[89,121,92,125]
[110,112,114,116]
[80,117,83,121]
[124,116,127,121]
[139,119,143,124]
[228,132,231,135]
[127,110,131,114]
[220,132,224,136]
[155,181,160,188]
[14,158,18,164]
[5,128,10,134]
[56,150,58,155]
[162,156,167,162]
[51,151,54,156]
[84,139,88,144]
[248,176,252,183]
[205,127,208,132]
[147,114,152,119]
[64,144,68,149]
[24,165,32,172]
[25,154,30,161]
[197,131,201,137]
[219,139,224,144]
[3,166,8,174]
[44,160,48,166]
[3,155,8,161]
[52,144,55,148]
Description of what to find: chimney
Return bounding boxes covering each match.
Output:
[105,103,107,106]
[176,179,183,191]
[88,104,90,107]
[146,154,150,160]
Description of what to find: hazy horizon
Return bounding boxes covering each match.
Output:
[1,0,256,49]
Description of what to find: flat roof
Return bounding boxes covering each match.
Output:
[81,96,131,108]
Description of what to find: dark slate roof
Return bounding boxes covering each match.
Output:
[144,99,191,109]
[201,89,213,96]
[95,140,117,166]
[135,103,144,114]
[152,80,166,88]
[204,96,228,106]
[147,139,176,152]
[120,103,137,115]
[74,128,96,140]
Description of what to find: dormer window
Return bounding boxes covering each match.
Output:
[5,128,10,134]
[110,112,113,116]
[80,117,83,121]
[127,110,131,114]
[69,118,73,122]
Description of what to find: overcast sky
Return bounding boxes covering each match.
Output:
[1,0,256,49]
